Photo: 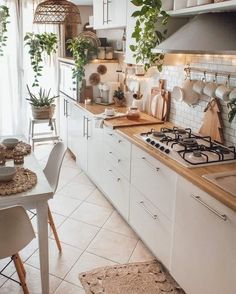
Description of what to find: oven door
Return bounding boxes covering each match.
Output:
[59,62,78,101]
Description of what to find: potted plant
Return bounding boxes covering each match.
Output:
[227,98,236,123]
[113,87,126,106]
[130,0,169,72]
[0,5,10,57]
[67,37,94,87]
[24,32,58,87]
[26,85,59,119]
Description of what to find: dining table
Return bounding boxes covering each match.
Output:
[0,143,53,294]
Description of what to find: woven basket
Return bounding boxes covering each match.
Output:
[31,104,55,119]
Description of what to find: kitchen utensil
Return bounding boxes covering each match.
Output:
[203,82,218,97]
[0,166,16,182]
[89,73,101,86]
[126,106,140,121]
[172,86,184,102]
[182,79,200,105]
[193,80,206,95]
[199,98,224,143]
[229,88,236,100]
[215,84,231,101]
[132,98,144,111]
[2,138,19,149]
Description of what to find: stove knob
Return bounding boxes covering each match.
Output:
[160,146,165,151]
[155,143,160,148]
[150,141,155,146]
[165,149,170,154]
[146,138,151,143]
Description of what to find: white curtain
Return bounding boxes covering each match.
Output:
[0,0,59,136]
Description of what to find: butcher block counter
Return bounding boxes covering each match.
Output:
[78,102,236,212]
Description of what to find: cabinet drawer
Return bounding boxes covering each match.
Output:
[129,186,172,269]
[103,128,131,158]
[103,143,130,180]
[131,145,177,220]
[102,160,130,220]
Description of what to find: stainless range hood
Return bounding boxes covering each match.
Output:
[154,13,236,55]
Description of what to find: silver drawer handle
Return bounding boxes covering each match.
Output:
[139,201,158,220]
[108,169,121,182]
[109,151,121,163]
[142,157,160,172]
[118,139,122,143]
[191,195,227,221]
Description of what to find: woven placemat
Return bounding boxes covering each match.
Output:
[2,141,31,159]
[0,167,37,196]
[79,260,185,294]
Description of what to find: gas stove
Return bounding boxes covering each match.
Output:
[137,127,236,168]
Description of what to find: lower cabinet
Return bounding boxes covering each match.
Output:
[171,176,236,294]
[129,185,172,269]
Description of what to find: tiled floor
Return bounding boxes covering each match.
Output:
[0,143,155,293]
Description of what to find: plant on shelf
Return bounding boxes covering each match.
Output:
[26,85,59,120]
[0,5,10,57]
[67,37,94,85]
[24,32,58,87]
[113,87,126,106]
[130,0,168,72]
[227,98,236,123]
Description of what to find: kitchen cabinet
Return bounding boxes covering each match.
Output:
[171,176,236,294]
[129,185,172,269]
[131,145,177,221]
[93,0,127,30]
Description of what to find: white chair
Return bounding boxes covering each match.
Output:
[44,142,67,252]
[0,206,35,294]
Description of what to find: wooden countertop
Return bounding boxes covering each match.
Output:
[76,102,236,212]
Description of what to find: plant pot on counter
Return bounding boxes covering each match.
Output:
[113,97,126,107]
[31,104,56,119]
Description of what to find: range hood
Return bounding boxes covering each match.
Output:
[154,13,236,55]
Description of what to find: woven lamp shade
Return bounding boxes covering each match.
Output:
[34,0,81,24]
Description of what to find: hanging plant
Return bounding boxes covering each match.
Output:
[67,37,94,85]
[227,98,236,123]
[130,0,168,72]
[24,32,58,87]
[0,5,10,57]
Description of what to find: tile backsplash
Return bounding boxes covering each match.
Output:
[159,54,236,146]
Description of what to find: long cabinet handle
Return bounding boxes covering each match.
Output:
[66,100,69,117]
[63,99,66,116]
[107,0,111,23]
[141,157,160,172]
[191,195,227,221]
[108,169,121,182]
[83,116,86,137]
[139,201,158,221]
[103,0,106,24]
[86,118,91,139]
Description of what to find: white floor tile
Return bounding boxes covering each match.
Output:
[26,239,83,279]
[70,202,113,227]
[56,218,100,250]
[58,182,95,201]
[86,189,113,209]
[87,229,138,264]
[103,211,138,240]
[129,240,155,263]
[71,173,94,187]
[0,264,62,294]
[30,212,66,234]
[65,252,117,287]
[49,194,82,217]
[54,281,85,294]
[58,167,81,189]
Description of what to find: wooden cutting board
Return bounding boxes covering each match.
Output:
[199,98,224,143]
[104,112,163,129]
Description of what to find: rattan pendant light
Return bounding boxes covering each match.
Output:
[34,0,81,24]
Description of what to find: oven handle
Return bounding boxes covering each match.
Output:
[191,195,227,221]
[141,157,160,172]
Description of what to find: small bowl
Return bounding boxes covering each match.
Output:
[0,167,16,182]
[2,138,19,149]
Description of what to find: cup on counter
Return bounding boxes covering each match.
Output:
[203,82,218,97]
[215,84,231,101]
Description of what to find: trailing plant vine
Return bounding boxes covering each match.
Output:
[0,5,10,56]
[24,32,58,87]
[130,0,168,72]
[67,37,93,85]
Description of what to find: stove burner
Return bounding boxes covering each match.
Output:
[179,138,198,148]
[176,129,187,135]
[193,150,202,157]
[213,146,230,154]
[152,131,166,138]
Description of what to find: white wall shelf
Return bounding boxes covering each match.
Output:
[168,0,236,17]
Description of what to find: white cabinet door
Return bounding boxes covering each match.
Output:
[130,185,172,269]
[87,117,103,186]
[93,0,127,30]
[171,176,236,294]
[59,94,68,146]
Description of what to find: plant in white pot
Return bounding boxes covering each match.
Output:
[26,85,58,120]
